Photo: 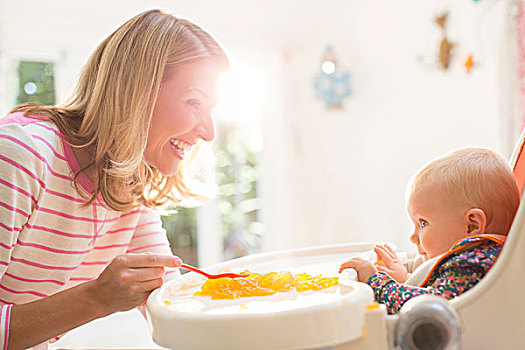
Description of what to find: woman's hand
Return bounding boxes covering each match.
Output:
[339,257,378,282]
[374,244,408,283]
[87,253,181,315]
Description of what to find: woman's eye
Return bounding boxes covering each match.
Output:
[188,100,201,109]
[420,220,429,228]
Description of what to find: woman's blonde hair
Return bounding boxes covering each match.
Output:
[11,9,229,212]
[409,147,520,234]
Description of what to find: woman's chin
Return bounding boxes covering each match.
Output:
[159,166,179,177]
[153,161,181,177]
[145,154,181,177]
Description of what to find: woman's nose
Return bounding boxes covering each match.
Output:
[197,111,215,142]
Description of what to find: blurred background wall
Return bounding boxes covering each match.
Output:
[0,0,521,265]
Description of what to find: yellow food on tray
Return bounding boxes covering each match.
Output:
[194,271,339,299]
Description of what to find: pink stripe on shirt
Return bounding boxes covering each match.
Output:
[10,257,77,271]
[4,305,10,350]
[93,243,130,250]
[127,243,169,253]
[0,297,12,304]
[45,188,93,204]
[25,223,94,239]
[16,240,92,255]
[3,272,64,286]
[0,284,47,298]
[0,134,71,181]
[106,220,158,234]
[31,134,67,161]
[0,242,14,251]
[0,201,29,218]
[0,223,21,232]
[0,154,46,188]
[33,121,62,138]
[129,231,163,240]
[80,260,110,266]
[0,178,37,204]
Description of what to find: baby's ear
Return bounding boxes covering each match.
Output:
[465,208,487,235]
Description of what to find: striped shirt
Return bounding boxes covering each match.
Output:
[0,113,179,349]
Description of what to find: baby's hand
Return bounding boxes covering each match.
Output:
[373,244,408,283]
[339,257,378,282]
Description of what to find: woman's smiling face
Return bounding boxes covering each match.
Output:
[145,60,221,176]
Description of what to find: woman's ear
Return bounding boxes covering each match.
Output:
[465,208,487,235]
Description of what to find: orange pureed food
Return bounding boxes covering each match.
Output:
[194,271,339,299]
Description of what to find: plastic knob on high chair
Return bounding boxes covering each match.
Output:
[395,295,461,350]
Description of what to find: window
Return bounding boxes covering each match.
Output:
[17,61,56,105]
[216,119,262,260]
[162,208,199,266]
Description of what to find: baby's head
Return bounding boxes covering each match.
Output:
[406,147,520,259]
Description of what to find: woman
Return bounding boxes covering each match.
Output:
[0,9,228,349]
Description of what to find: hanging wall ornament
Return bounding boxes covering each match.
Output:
[417,12,458,71]
[435,13,454,70]
[464,54,475,73]
[313,45,351,110]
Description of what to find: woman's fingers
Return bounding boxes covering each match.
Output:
[137,278,165,293]
[129,266,166,282]
[110,254,179,283]
[117,253,181,268]
[91,253,183,313]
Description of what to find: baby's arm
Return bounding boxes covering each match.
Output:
[339,244,408,283]
[339,257,378,282]
[368,264,485,314]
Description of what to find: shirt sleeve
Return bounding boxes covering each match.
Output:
[368,258,486,314]
[126,208,180,281]
[0,305,11,350]
[0,123,46,348]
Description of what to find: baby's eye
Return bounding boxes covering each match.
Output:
[420,220,429,228]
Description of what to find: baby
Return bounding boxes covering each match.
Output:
[340,147,520,314]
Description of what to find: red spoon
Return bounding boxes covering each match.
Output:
[180,264,249,279]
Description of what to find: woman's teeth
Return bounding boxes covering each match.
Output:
[170,139,191,157]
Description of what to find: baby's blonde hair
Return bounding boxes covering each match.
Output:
[11,9,229,212]
[409,147,520,234]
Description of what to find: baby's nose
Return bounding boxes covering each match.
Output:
[409,231,419,245]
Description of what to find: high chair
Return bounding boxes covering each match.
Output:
[357,129,525,350]
[444,129,525,349]
[147,132,525,350]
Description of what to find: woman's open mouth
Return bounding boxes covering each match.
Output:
[170,138,191,159]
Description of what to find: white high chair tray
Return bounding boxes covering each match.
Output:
[146,243,375,350]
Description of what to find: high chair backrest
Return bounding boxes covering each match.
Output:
[450,129,525,349]
[512,128,525,195]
